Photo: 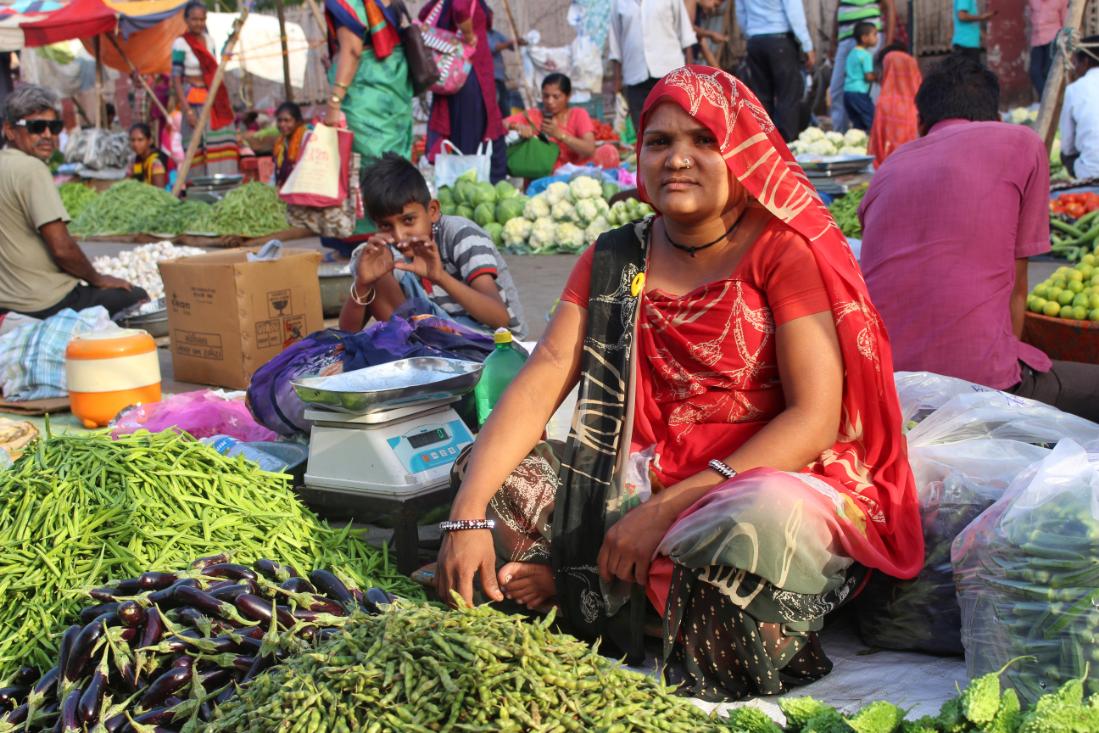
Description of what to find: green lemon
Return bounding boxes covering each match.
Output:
[1084,253,1097,266]
[1052,277,1068,289]
[1090,293,1099,309]
[1068,269,1085,282]
[1079,264,1095,278]
[1068,280,1085,294]
[1074,293,1091,308]
[1027,296,1040,312]
[1072,305,1088,320]
[1089,308,1099,321]
[1058,289,1076,305]
[1044,301,1062,317]
[1033,284,1050,298]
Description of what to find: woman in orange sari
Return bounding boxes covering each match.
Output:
[436,65,922,701]
[868,44,922,166]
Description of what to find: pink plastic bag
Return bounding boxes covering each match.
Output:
[111,390,277,442]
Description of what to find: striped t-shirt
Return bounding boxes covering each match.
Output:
[422,216,528,338]
[838,0,882,41]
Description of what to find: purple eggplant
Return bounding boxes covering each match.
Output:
[254,559,298,581]
[199,701,213,721]
[113,578,143,595]
[234,593,274,624]
[64,621,107,682]
[172,585,239,622]
[190,553,230,571]
[140,607,165,649]
[279,577,315,594]
[117,600,147,628]
[209,583,252,603]
[103,712,127,732]
[306,595,347,615]
[77,669,105,725]
[231,655,255,674]
[56,625,81,680]
[198,667,232,692]
[170,656,194,670]
[59,688,81,733]
[242,654,274,682]
[308,570,352,605]
[79,602,119,625]
[138,666,192,711]
[0,686,24,710]
[133,706,175,725]
[31,665,59,700]
[147,579,199,608]
[13,666,38,688]
[203,563,258,582]
[361,587,395,614]
[4,703,28,724]
[138,572,179,590]
[88,587,118,603]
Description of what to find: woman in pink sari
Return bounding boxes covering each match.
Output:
[437,65,922,701]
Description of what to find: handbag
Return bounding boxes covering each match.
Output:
[278,124,352,208]
[416,0,475,96]
[389,0,438,96]
[434,139,492,188]
[506,112,560,179]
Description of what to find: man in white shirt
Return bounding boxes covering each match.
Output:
[736,0,815,141]
[608,0,698,132]
[1060,36,1099,181]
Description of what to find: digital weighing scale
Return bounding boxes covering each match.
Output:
[293,358,483,574]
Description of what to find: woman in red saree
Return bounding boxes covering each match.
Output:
[868,44,923,166]
[436,65,922,701]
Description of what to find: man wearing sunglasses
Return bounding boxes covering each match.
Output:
[0,85,145,319]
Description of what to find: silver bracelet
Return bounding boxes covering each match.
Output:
[707,459,737,480]
[438,519,496,533]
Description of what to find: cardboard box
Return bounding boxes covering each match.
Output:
[159,247,323,389]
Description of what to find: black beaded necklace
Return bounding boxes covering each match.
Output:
[663,213,744,257]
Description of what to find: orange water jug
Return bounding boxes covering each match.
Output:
[65,329,162,428]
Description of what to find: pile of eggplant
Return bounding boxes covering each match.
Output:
[0,555,394,733]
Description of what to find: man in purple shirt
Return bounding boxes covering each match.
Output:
[860,54,1099,421]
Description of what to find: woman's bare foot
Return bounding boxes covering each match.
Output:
[498,562,556,610]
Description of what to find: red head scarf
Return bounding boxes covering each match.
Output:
[868,51,923,166]
[638,66,923,580]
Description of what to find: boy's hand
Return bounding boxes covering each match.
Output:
[394,238,445,283]
[353,235,396,287]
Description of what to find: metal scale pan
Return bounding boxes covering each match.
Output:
[292,357,483,415]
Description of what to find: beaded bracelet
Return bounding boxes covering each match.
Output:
[438,519,496,533]
[707,459,737,480]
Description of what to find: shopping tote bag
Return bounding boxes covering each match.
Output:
[434,139,492,187]
[278,123,352,209]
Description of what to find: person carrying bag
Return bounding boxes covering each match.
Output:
[506,110,560,180]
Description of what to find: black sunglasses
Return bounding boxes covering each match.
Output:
[15,119,63,135]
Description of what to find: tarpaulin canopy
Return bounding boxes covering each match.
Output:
[20,0,116,47]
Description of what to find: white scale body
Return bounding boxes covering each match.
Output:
[303,398,475,499]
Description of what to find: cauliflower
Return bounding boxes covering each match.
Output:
[568,175,603,202]
[798,126,826,143]
[543,181,571,206]
[790,140,808,155]
[843,128,868,146]
[838,145,866,156]
[502,217,532,247]
[825,130,845,147]
[554,222,585,252]
[551,199,578,223]
[574,198,601,225]
[806,139,837,156]
[523,195,551,221]
[584,217,611,242]
[529,217,557,250]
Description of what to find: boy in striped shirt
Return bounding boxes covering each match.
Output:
[339,153,527,338]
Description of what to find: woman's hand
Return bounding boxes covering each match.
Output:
[353,235,396,287]
[436,530,503,607]
[394,237,445,282]
[597,501,674,586]
[324,104,345,127]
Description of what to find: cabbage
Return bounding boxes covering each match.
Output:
[473,202,496,227]
[608,200,629,227]
[472,182,498,207]
[568,176,604,202]
[524,196,551,221]
[455,204,475,220]
[437,187,454,206]
[602,181,620,201]
[843,128,868,146]
[439,202,457,216]
[502,217,532,247]
[495,198,524,225]
[483,221,504,247]
[551,199,578,223]
[529,217,557,251]
[495,180,519,200]
[455,168,479,184]
[454,181,478,206]
[574,198,600,225]
[554,222,585,252]
[543,182,571,206]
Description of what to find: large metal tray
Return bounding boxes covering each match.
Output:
[292,357,483,414]
[797,155,874,175]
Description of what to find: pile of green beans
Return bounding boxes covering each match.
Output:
[70,181,179,237]
[58,183,99,222]
[207,600,745,733]
[0,430,420,682]
[211,182,288,238]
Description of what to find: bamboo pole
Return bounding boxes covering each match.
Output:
[93,35,104,129]
[1035,0,1090,152]
[172,8,249,196]
[106,33,171,123]
[275,0,293,101]
[498,0,534,110]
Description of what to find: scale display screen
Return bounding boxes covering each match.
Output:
[407,427,449,449]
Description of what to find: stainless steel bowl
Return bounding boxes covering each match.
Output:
[292,357,483,414]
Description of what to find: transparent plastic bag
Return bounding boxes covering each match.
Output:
[953,440,1099,703]
[906,389,1099,447]
[111,390,277,442]
[894,371,992,425]
[855,438,1049,654]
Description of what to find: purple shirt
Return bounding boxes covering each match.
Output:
[858,119,1052,390]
